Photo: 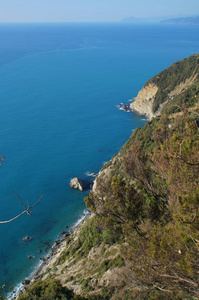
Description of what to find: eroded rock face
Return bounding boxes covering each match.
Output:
[130,83,158,120]
[130,74,197,121]
[70,177,84,191]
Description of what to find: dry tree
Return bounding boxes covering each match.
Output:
[0,153,43,224]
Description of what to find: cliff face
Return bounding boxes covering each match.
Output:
[130,54,199,120]
[130,83,158,120]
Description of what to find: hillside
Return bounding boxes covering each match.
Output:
[130,54,199,120]
[18,54,199,300]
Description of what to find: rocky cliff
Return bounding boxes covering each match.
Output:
[130,54,199,120]
[130,83,158,120]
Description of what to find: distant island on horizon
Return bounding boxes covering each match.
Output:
[161,16,199,24]
[122,15,199,25]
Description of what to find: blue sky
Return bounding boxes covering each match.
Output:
[0,0,198,22]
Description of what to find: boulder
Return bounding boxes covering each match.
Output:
[22,279,30,285]
[54,241,60,246]
[63,232,70,238]
[70,177,84,191]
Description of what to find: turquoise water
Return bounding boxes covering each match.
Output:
[0,23,199,292]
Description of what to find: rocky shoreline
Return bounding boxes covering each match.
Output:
[31,210,92,280]
[12,94,153,300]
[11,210,93,299]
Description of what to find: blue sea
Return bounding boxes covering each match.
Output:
[0,22,199,294]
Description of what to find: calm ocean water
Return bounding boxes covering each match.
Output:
[0,22,199,293]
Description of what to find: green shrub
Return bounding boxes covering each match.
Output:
[18,278,75,300]
[102,230,118,244]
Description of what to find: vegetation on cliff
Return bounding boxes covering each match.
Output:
[18,278,87,300]
[18,54,199,300]
[84,55,199,299]
[144,53,199,112]
[84,104,199,298]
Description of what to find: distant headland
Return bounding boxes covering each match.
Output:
[161,16,199,25]
[121,15,199,25]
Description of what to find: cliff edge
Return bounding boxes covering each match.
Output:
[130,54,199,120]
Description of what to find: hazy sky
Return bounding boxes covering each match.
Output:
[0,0,198,22]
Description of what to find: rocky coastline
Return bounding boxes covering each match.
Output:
[12,210,93,300]
[14,53,199,300]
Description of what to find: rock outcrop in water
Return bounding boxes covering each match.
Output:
[70,177,84,191]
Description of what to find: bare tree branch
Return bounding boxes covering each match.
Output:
[0,209,29,224]
[153,285,172,293]
[0,194,43,224]
[159,271,198,287]
[13,191,30,214]
[0,153,43,224]
[31,194,43,209]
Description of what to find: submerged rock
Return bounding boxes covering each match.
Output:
[23,236,32,242]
